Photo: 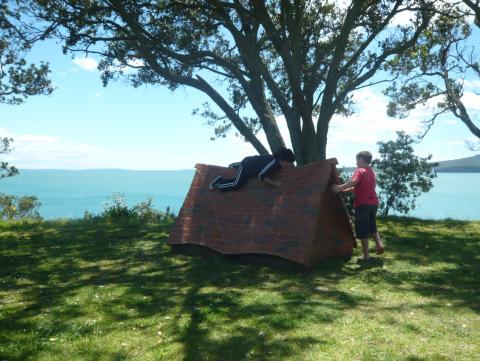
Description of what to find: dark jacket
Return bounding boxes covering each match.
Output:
[240,155,281,181]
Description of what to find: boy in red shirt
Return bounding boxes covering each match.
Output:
[332,151,384,261]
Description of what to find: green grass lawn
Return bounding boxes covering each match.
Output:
[1,217,479,361]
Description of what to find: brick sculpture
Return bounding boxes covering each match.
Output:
[168,158,355,267]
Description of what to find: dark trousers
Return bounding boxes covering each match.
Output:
[354,205,378,239]
[214,164,253,192]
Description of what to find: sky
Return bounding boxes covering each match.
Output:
[1,23,480,170]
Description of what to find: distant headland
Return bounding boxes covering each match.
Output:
[340,154,480,173]
[434,154,480,173]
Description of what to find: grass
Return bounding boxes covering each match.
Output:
[0,216,479,361]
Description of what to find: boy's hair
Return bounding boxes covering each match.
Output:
[274,147,296,163]
[356,151,373,164]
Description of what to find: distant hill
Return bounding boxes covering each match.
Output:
[338,154,480,173]
[434,154,480,173]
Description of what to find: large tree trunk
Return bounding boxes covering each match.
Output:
[316,109,334,162]
[316,122,328,161]
[246,77,286,153]
[284,109,304,164]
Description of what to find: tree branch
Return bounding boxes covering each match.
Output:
[107,0,269,154]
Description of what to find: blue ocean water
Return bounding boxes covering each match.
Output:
[0,169,195,219]
[400,172,480,220]
[0,170,479,220]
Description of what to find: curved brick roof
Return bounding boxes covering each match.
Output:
[168,158,355,267]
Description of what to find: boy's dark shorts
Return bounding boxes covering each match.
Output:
[354,205,378,239]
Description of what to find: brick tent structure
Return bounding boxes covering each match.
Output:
[168,158,355,267]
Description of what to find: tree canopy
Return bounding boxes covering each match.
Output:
[385,1,480,149]
[372,131,437,216]
[0,136,17,179]
[13,0,440,165]
[1,0,53,178]
[0,0,52,105]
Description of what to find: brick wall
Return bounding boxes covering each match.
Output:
[168,158,355,267]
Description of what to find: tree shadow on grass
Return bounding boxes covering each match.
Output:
[0,218,368,361]
[164,264,362,361]
[377,217,480,313]
[5,216,478,360]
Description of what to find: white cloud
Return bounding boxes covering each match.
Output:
[2,85,477,170]
[73,57,99,71]
[4,133,105,169]
[1,127,259,170]
[441,118,457,125]
[445,140,467,146]
[93,92,103,98]
[329,88,423,141]
[107,58,145,74]
[221,88,441,167]
[464,79,480,90]
[461,91,480,111]
[389,10,417,27]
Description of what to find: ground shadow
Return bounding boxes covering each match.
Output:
[0,219,363,361]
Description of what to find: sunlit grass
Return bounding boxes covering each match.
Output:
[1,217,479,360]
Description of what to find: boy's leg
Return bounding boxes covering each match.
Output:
[373,232,384,254]
[354,206,371,260]
[368,205,384,254]
[216,165,248,192]
[360,238,370,259]
[209,176,222,190]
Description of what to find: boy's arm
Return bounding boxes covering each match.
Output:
[263,177,282,187]
[258,157,282,187]
[332,180,357,194]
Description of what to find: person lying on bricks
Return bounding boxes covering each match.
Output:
[209,147,296,192]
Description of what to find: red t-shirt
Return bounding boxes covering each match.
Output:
[351,167,379,209]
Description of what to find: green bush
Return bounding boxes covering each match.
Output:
[337,168,354,217]
[372,131,437,216]
[101,192,137,222]
[100,192,176,223]
[135,197,176,223]
[0,193,42,220]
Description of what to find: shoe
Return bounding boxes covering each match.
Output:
[376,246,385,255]
[209,176,221,190]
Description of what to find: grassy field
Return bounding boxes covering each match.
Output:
[0,217,479,361]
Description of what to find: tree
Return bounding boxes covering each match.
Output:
[1,1,53,105]
[0,137,18,179]
[337,168,354,216]
[463,0,480,27]
[0,192,41,220]
[14,0,436,164]
[372,131,437,216]
[1,0,53,178]
[384,1,480,150]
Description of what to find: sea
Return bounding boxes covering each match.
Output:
[0,169,479,221]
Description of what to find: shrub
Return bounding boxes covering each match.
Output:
[372,131,438,216]
[101,192,137,222]
[100,192,176,223]
[0,193,42,220]
[135,197,176,223]
[337,168,354,217]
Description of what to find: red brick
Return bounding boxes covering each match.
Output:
[168,158,354,267]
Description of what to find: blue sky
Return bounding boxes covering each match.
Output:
[1,27,480,170]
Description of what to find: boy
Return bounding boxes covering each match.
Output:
[332,151,384,261]
[209,147,295,192]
